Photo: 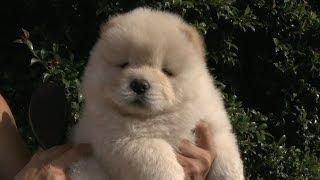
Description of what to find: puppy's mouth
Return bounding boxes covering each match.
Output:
[107,93,179,119]
[130,96,149,108]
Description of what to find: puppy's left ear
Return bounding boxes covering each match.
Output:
[179,24,205,57]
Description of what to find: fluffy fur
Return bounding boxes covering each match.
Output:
[69,8,244,180]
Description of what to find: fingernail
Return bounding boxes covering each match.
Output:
[178,139,185,147]
[182,139,191,145]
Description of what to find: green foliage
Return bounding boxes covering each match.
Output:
[2,0,319,179]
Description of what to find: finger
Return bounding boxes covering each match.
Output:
[179,140,206,158]
[176,153,192,168]
[195,121,214,151]
[176,153,193,177]
[41,144,73,162]
[179,139,213,167]
[30,144,73,166]
[51,143,92,170]
[176,153,204,177]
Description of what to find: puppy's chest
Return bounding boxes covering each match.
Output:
[125,112,199,147]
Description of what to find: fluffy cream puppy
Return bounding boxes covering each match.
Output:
[69,7,244,180]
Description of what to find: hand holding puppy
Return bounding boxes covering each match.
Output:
[15,121,215,180]
[177,121,215,180]
[15,144,91,180]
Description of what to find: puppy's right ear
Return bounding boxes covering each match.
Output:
[99,19,117,36]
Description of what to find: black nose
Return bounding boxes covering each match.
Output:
[130,79,150,94]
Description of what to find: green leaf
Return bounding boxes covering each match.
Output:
[26,40,34,51]
[247,24,255,31]
[40,49,46,59]
[53,43,59,53]
[30,58,40,65]
[43,73,51,82]
[13,39,23,44]
[278,135,286,145]
[244,6,251,16]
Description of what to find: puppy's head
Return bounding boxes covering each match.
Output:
[83,8,207,117]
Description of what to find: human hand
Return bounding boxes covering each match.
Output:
[177,121,215,180]
[15,144,91,180]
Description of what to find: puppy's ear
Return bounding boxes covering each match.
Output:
[180,24,205,56]
[99,19,117,36]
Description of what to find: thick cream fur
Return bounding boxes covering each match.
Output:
[70,8,244,180]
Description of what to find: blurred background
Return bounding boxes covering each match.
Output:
[0,0,319,179]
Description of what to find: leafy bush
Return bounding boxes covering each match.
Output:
[1,0,319,179]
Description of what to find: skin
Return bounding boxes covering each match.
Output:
[177,121,216,180]
[15,144,92,180]
[0,93,215,180]
[0,94,30,179]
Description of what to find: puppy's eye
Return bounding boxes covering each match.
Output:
[162,68,174,77]
[118,62,129,69]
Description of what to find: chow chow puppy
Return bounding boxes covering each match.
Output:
[69,7,244,180]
